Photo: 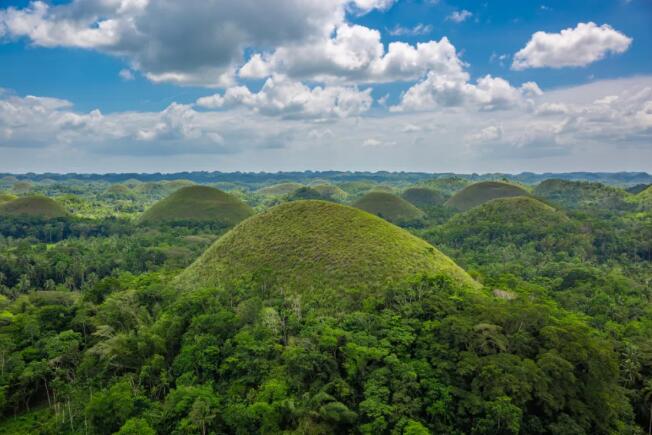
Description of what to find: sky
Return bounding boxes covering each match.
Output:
[0,0,651,174]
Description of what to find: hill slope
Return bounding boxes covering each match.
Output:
[140,185,254,225]
[445,181,529,211]
[353,191,424,224]
[0,196,69,219]
[177,201,478,299]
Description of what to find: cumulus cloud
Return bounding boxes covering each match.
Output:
[512,22,632,70]
[196,75,372,120]
[392,70,542,112]
[240,26,464,84]
[0,0,393,87]
[3,74,652,172]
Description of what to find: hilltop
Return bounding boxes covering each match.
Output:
[445,181,529,211]
[353,191,424,225]
[311,183,348,201]
[257,183,304,196]
[177,201,478,304]
[402,187,447,208]
[140,185,254,225]
[0,196,69,219]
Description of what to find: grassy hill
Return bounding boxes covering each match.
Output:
[177,201,478,304]
[312,183,348,201]
[445,181,529,211]
[287,186,326,201]
[402,187,447,208]
[0,196,69,219]
[257,183,304,196]
[353,191,424,225]
[105,184,133,197]
[140,185,254,225]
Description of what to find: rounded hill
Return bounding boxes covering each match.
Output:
[257,183,304,196]
[402,187,447,208]
[140,185,254,225]
[353,191,424,224]
[177,201,478,299]
[445,181,529,211]
[0,196,69,219]
[312,184,348,201]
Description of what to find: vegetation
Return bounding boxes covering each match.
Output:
[0,171,650,434]
[139,186,254,226]
[0,196,69,219]
[445,181,530,211]
[353,192,425,225]
[533,179,631,213]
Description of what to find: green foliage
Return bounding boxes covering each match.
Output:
[139,185,254,226]
[353,191,425,225]
[0,172,650,434]
[533,179,631,213]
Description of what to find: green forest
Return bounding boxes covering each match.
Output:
[0,173,651,434]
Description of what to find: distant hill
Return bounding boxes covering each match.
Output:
[445,181,529,211]
[177,201,478,303]
[140,185,254,225]
[311,184,348,201]
[419,177,471,195]
[257,183,304,196]
[287,186,326,201]
[353,191,424,225]
[402,187,447,208]
[0,196,69,219]
[533,179,630,211]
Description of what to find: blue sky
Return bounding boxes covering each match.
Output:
[0,0,651,173]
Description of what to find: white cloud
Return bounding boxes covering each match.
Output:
[240,26,465,84]
[512,22,632,70]
[196,75,372,120]
[388,23,432,36]
[447,10,472,23]
[466,125,503,142]
[392,72,542,112]
[3,76,652,173]
[0,0,393,87]
[119,68,134,81]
